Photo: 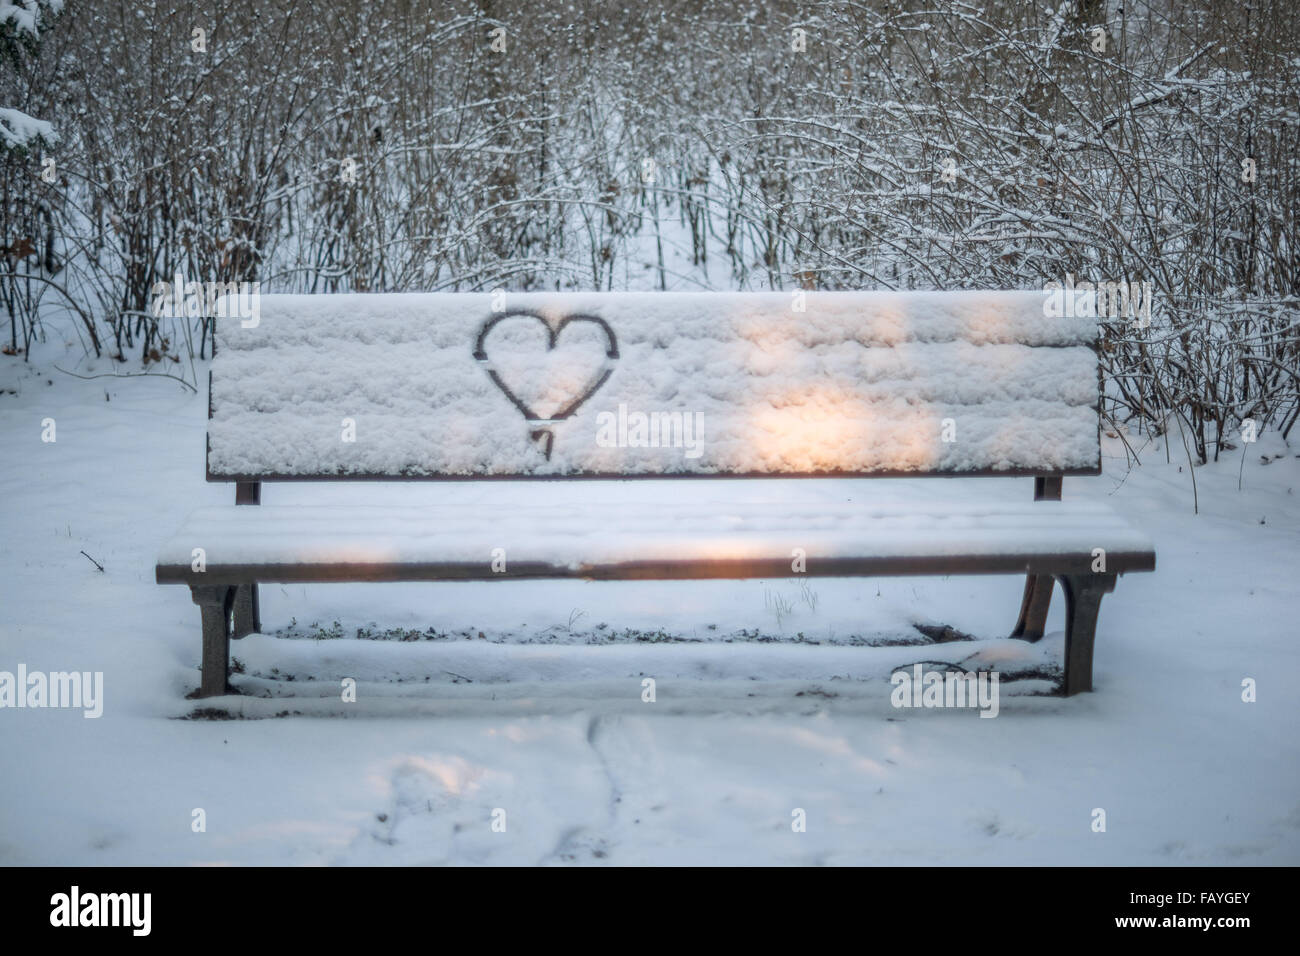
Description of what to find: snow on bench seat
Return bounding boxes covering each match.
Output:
[207,290,1100,479]
[156,500,1155,584]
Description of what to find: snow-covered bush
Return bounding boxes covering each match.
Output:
[5,0,1298,452]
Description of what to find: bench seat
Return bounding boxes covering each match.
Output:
[157,499,1155,584]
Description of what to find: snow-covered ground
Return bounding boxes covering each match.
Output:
[1,337,1298,865]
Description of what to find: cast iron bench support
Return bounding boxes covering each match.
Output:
[1012,476,1063,642]
[192,584,235,699]
[231,480,260,639]
[1057,572,1118,696]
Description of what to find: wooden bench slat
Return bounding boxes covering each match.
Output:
[156,501,1155,585]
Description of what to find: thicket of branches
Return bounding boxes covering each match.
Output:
[3,0,1298,459]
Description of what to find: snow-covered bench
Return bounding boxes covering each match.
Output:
[156,291,1155,699]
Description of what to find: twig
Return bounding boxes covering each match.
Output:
[1153,377,1199,513]
[79,550,104,572]
[1102,408,1142,467]
[52,364,197,394]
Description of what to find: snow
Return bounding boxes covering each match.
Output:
[0,1,49,36]
[155,499,1154,576]
[208,291,1101,477]
[0,3,61,149]
[0,107,56,150]
[2,328,1297,865]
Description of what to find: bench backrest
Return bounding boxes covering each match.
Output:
[206,291,1100,481]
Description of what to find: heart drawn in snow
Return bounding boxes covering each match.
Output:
[473,311,619,458]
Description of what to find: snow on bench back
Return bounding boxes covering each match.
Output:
[206,291,1100,479]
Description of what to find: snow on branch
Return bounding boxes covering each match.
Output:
[0,106,54,149]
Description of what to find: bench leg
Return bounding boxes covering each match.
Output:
[232,583,260,639]
[192,586,235,698]
[1055,573,1117,695]
[1011,574,1054,641]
